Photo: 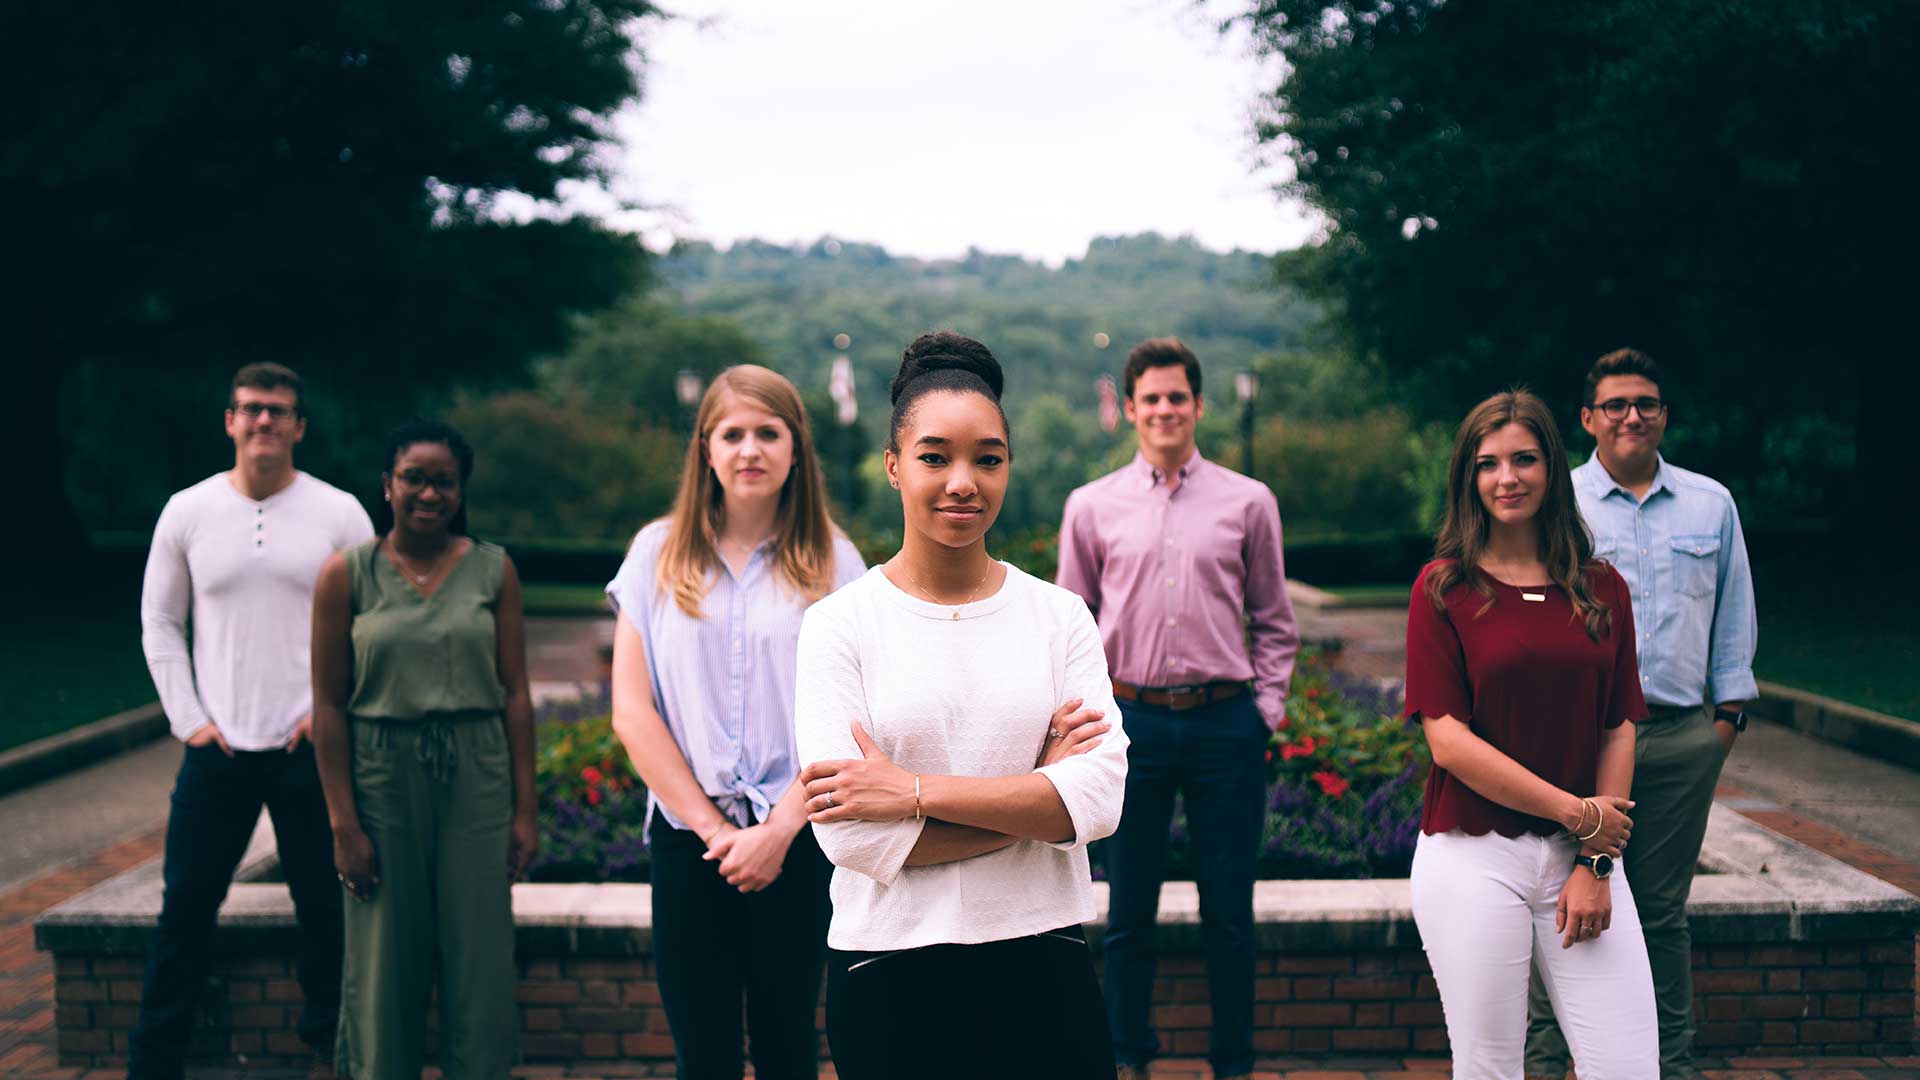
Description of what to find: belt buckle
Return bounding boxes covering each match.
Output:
[1162,684,1205,697]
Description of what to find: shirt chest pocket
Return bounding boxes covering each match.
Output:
[1669,534,1720,598]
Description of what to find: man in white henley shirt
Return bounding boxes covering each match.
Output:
[129,363,372,1080]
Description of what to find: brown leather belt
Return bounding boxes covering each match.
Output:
[1111,679,1247,712]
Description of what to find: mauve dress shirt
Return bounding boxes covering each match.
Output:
[1056,449,1301,728]
[607,520,866,834]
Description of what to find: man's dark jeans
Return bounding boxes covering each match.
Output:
[127,741,343,1080]
[1102,694,1269,1077]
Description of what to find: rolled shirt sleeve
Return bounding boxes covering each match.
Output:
[1034,598,1129,851]
[793,605,926,886]
[1053,488,1103,616]
[1707,499,1759,704]
[1243,488,1300,727]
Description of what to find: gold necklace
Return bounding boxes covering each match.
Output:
[389,537,452,585]
[904,559,995,620]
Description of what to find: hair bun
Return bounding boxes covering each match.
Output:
[890,331,1003,404]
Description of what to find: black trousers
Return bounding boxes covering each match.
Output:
[648,815,833,1080]
[127,741,343,1080]
[1102,695,1270,1075]
[827,925,1117,1080]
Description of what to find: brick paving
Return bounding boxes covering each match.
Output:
[0,827,165,1078]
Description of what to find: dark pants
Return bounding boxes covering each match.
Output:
[1103,694,1269,1076]
[648,814,833,1080]
[827,925,1115,1080]
[128,741,343,1080]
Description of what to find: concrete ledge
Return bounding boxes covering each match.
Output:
[1752,679,1920,771]
[0,701,166,797]
[38,802,1918,957]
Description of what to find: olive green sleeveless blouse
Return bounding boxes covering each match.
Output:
[345,538,506,719]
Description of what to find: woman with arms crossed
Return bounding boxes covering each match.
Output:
[796,332,1127,1079]
[312,420,537,1078]
[606,366,864,1080]
[1404,390,1656,1079]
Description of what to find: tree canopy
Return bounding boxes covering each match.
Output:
[1237,0,1917,531]
[8,0,656,556]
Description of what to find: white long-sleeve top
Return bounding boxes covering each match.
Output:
[794,563,1129,951]
[140,471,373,748]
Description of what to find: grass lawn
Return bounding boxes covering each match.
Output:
[520,582,612,617]
[0,610,155,753]
[1325,583,1411,608]
[1756,611,1919,722]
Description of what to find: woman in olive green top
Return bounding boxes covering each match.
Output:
[311,419,537,1079]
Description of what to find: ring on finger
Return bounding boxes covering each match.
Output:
[824,792,834,808]
[1048,728,1063,739]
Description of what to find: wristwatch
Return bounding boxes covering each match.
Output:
[1714,707,1748,733]
[1575,853,1615,879]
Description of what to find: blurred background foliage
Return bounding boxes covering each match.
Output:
[16,0,1912,723]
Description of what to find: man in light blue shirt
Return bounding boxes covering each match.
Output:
[1528,348,1758,1080]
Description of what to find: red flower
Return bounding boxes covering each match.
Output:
[581,766,604,786]
[1264,748,1274,764]
[1306,687,1322,700]
[586,786,603,806]
[1276,716,1289,731]
[1281,735,1320,760]
[1312,770,1350,798]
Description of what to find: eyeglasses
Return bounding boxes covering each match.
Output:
[1590,397,1666,421]
[233,402,297,421]
[393,470,460,493]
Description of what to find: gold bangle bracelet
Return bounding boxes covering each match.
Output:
[1574,797,1603,842]
[913,774,922,820]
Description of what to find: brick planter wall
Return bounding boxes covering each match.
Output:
[43,936,1914,1069]
[37,808,1920,1070]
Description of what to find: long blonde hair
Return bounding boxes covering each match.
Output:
[1423,389,1612,642]
[654,365,841,617]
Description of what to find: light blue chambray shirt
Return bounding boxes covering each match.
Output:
[1572,453,1758,708]
[608,520,866,833]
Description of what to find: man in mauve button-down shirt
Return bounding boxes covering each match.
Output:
[1057,337,1299,1080]
[1527,348,1758,1080]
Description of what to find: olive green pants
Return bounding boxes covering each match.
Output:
[1525,705,1726,1079]
[337,714,519,1079]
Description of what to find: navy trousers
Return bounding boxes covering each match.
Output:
[1102,694,1270,1076]
[127,741,342,1080]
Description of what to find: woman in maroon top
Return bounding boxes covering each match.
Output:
[1403,390,1657,1079]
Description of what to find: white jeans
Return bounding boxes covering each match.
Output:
[1411,830,1657,1080]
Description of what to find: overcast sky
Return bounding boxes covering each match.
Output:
[563,0,1319,263]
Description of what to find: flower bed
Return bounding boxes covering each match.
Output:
[527,650,1423,884]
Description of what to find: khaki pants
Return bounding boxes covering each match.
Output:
[1525,705,1726,1078]
[336,714,518,1079]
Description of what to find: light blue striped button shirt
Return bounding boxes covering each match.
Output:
[1572,454,1758,708]
[607,520,866,833]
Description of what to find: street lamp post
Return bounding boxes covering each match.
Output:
[1235,370,1259,476]
[676,369,702,408]
[829,352,858,507]
[675,370,704,437]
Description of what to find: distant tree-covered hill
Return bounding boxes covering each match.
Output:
[656,232,1321,421]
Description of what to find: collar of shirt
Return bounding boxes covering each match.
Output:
[1578,452,1675,505]
[1130,447,1206,491]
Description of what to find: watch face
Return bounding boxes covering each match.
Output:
[1591,853,1614,878]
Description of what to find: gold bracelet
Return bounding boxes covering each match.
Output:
[1567,798,1592,839]
[913,774,922,820]
[1574,797,1603,842]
